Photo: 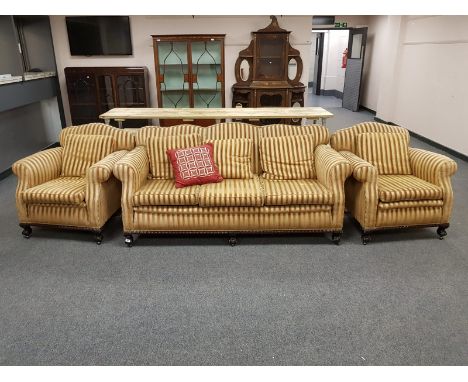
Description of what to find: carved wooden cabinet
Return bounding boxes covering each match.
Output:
[232,16,305,124]
[65,66,150,128]
[152,34,225,126]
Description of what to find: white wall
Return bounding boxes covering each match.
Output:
[49,15,313,126]
[321,29,349,92]
[368,15,468,156]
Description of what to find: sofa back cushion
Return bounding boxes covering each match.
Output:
[60,123,134,151]
[61,134,115,177]
[355,132,412,175]
[260,134,317,180]
[330,122,409,153]
[207,138,254,179]
[202,122,261,175]
[147,133,201,179]
[261,124,330,145]
[136,125,201,146]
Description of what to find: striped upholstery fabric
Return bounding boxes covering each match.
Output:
[199,177,264,207]
[355,132,412,175]
[87,150,128,183]
[261,179,333,206]
[261,124,329,145]
[61,134,115,177]
[60,123,135,151]
[132,205,333,232]
[146,133,201,179]
[133,180,199,206]
[376,206,443,228]
[26,204,89,228]
[378,200,444,210]
[201,122,261,174]
[22,176,86,205]
[339,151,378,182]
[260,134,316,180]
[207,138,254,179]
[135,125,201,146]
[378,175,443,202]
[330,122,409,153]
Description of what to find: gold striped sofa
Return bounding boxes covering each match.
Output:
[113,123,352,246]
[12,123,134,244]
[330,122,458,244]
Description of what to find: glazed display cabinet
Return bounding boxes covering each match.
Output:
[65,66,150,128]
[152,34,226,126]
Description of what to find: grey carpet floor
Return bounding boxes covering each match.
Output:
[0,113,467,365]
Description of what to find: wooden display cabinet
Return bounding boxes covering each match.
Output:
[152,34,226,127]
[232,16,305,124]
[65,66,150,128]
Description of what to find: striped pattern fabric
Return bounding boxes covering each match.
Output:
[378,175,443,202]
[22,176,86,205]
[131,205,333,232]
[87,150,128,183]
[261,179,333,206]
[378,200,444,210]
[133,180,200,206]
[61,134,115,177]
[376,206,443,228]
[207,138,253,179]
[60,123,135,151]
[135,125,201,146]
[330,122,409,153]
[355,132,412,175]
[199,177,264,207]
[146,133,201,179]
[339,151,378,182]
[26,204,89,228]
[260,134,316,180]
[261,124,330,145]
[201,122,261,174]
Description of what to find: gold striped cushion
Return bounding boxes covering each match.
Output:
[262,179,333,206]
[199,177,264,207]
[355,132,412,175]
[260,134,316,179]
[378,200,444,210]
[61,134,115,177]
[22,176,86,205]
[207,138,253,179]
[261,124,329,145]
[133,180,199,206]
[147,133,201,179]
[378,175,443,202]
[136,125,201,146]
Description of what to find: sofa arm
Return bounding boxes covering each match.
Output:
[315,145,352,190]
[87,150,128,184]
[409,148,457,185]
[339,151,378,183]
[12,147,63,189]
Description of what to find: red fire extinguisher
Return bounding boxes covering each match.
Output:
[342,48,348,68]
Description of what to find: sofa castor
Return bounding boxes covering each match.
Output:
[331,232,341,245]
[124,234,134,247]
[95,232,103,245]
[228,236,237,246]
[20,224,32,239]
[361,233,371,245]
[437,225,448,240]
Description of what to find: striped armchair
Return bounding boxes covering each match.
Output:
[114,123,351,246]
[12,123,134,244]
[330,122,457,244]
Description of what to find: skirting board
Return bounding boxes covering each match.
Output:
[374,117,468,163]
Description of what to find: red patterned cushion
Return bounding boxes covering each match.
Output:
[167,143,223,188]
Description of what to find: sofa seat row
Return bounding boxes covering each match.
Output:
[12,121,457,246]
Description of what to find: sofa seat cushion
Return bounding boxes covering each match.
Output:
[378,175,443,202]
[199,177,264,207]
[133,180,200,206]
[22,176,86,205]
[262,179,333,206]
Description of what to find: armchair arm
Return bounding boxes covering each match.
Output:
[339,151,378,183]
[409,148,457,223]
[315,145,352,228]
[113,146,150,231]
[409,148,457,185]
[12,147,63,189]
[87,150,129,184]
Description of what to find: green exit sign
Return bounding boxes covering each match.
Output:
[335,22,348,28]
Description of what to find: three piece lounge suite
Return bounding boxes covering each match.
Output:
[12,121,457,246]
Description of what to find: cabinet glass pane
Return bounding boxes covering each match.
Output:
[255,58,283,79]
[97,75,114,111]
[192,41,222,108]
[67,74,96,104]
[117,75,145,107]
[258,38,284,57]
[158,42,189,107]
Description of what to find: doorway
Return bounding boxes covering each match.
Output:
[308,27,367,111]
